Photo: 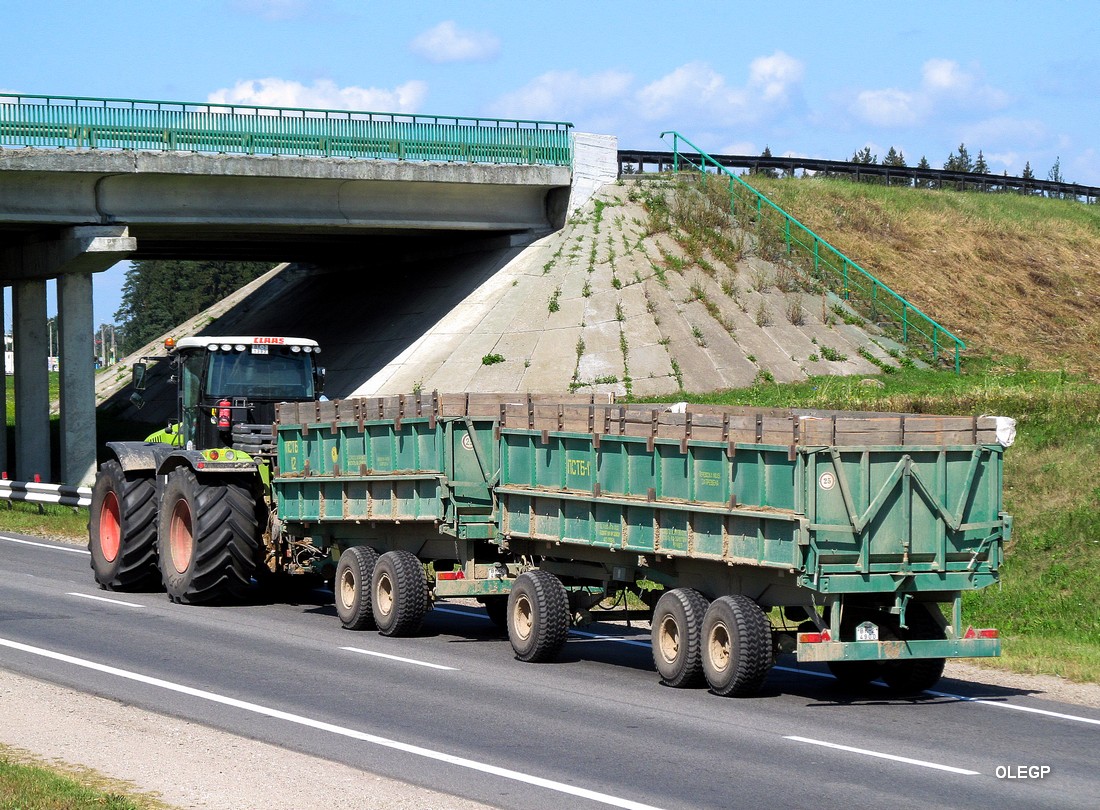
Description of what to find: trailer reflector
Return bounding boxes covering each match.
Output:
[963,627,999,639]
[797,630,831,644]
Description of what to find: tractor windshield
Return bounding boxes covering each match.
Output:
[204,347,314,400]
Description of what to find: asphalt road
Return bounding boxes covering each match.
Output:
[2,533,1098,810]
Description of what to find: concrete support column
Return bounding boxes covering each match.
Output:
[58,272,96,486]
[0,290,7,474]
[12,279,50,481]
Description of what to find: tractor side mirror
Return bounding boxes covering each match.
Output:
[129,391,146,409]
[314,366,326,396]
[132,362,148,391]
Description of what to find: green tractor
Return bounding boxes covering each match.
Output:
[88,336,325,603]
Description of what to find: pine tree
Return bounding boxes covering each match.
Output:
[751,146,778,178]
[883,147,907,167]
[1048,156,1064,183]
[917,155,934,189]
[1022,161,1035,180]
[974,150,990,174]
[115,260,274,353]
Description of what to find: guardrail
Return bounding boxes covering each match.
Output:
[619,149,1100,203]
[0,478,91,508]
[659,131,965,372]
[0,92,574,166]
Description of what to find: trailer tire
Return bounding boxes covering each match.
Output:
[652,588,709,688]
[371,550,429,636]
[335,546,379,630]
[88,460,161,591]
[157,468,261,604]
[881,604,947,695]
[701,595,773,697]
[507,570,569,663]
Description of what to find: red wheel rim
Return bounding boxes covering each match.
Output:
[99,491,121,563]
[168,498,194,574]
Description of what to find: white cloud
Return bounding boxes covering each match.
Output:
[852,88,922,127]
[636,53,804,124]
[852,58,1008,128]
[490,70,632,121]
[636,61,748,121]
[748,51,804,103]
[207,78,428,113]
[411,21,500,63]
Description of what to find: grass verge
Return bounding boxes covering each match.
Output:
[0,745,164,810]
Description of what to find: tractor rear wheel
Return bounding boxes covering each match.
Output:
[157,467,261,604]
[88,460,160,591]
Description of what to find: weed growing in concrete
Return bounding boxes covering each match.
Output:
[616,302,625,322]
[755,301,772,327]
[482,353,505,366]
[669,356,684,390]
[692,324,707,347]
[820,345,848,362]
[785,294,805,325]
[746,354,757,363]
[548,287,561,314]
[611,275,622,289]
[582,280,592,298]
[754,369,776,384]
[749,267,773,292]
[859,346,897,373]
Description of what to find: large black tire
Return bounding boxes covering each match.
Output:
[651,588,709,688]
[335,546,379,630]
[87,460,160,591]
[880,604,947,695]
[157,467,261,604]
[371,550,429,636]
[507,570,570,663]
[700,595,773,697]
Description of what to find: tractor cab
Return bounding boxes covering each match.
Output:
[132,336,324,454]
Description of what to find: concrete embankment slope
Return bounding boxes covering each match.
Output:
[99,176,903,424]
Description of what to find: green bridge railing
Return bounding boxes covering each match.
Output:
[0,93,573,166]
[660,131,965,373]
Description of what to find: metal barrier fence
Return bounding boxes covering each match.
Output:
[0,478,91,508]
[659,131,965,372]
[0,93,574,166]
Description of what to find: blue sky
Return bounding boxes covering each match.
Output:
[2,0,1097,328]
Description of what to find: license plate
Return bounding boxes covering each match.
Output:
[251,344,269,355]
[855,621,879,641]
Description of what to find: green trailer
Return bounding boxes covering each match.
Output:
[272,392,1012,697]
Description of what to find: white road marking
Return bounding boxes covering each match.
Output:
[784,735,980,775]
[433,606,488,620]
[0,535,90,555]
[66,592,143,608]
[339,646,456,671]
[0,636,666,810]
[925,689,1100,727]
[568,628,653,649]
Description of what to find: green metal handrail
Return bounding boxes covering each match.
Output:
[0,92,573,166]
[659,131,965,373]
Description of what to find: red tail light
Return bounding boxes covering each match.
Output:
[798,630,831,644]
[217,399,231,429]
[964,627,999,639]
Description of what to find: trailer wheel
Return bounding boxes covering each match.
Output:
[157,468,260,604]
[371,550,429,636]
[507,570,569,663]
[335,546,379,630]
[652,588,709,688]
[88,460,160,591]
[881,604,947,695]
[701,595,773,697]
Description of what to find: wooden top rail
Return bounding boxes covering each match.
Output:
[276,392,1005,448]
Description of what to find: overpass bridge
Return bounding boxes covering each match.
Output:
[0,93,614,485]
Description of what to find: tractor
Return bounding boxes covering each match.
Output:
[87,336,324,603]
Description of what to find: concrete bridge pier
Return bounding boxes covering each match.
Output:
[2,226,135,485]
